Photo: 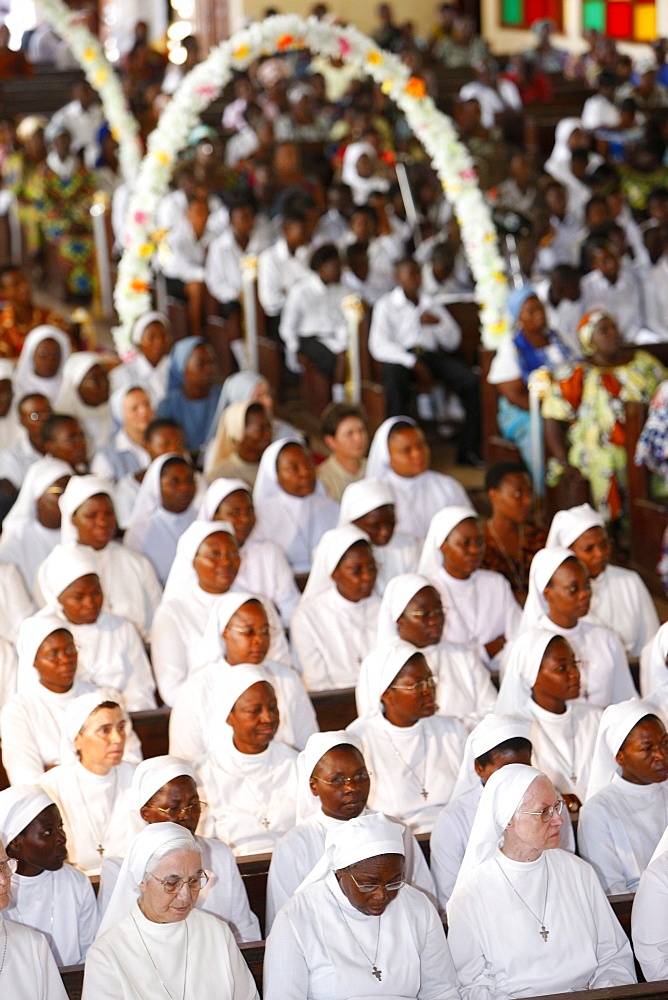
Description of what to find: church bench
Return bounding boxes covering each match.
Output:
[237,851,272,938]
[624,400,667,597]
[0,70,84,119]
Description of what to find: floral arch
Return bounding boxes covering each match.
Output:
[32,8,509,355]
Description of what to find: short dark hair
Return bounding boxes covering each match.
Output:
[387,419,418,442]
[485,461,528,491]
[160,455,190,476]
[476,736,532,769]
[321,402,367,439]
[144,417,183,442]
[17,391,49,411]
[41,413,79,443]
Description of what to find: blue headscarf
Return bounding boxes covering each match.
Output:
[157,337,220,452]
[507,285,537,325]
[166,336,205,392]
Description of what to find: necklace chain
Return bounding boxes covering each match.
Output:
[75,767,118,857]
[385,725,429,800]
[488,522,526,595]
[334,898,383,981]
[233,760,272,830]
[0,920,6,979]
[495,857,550,942]
[132,912,189,1000]
[534,709,578,785]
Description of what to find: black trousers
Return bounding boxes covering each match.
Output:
[298,337,338,380]
[382,351,481,455]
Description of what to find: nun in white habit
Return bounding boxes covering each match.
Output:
[123,452,198,585]
[0,834,68,1000]
[40,692,137,875]
[376,573,498,729]
[109,310,171,408]
[446,764,637,997]
[82,823,259,1000]
[151,521,291,707]
[641,621,668,709]
[578,699,668,894]
[0,784,98,965]
[546,503,659,657]
[52,474,162,641]
[197,477,300,627]
[96,757,261,944]
[516,547,635,708]
[0,455,72,593]
[170,590,316,757]
[0,358,21,452]
[35,545,156,710]
[54,351,111,451]
[90,384,153,482]
[1,613,141,785]
[197,665,299,856]
[290,526,381,691]
[13,325,71,404]
[495,628,602,805]
[264,812,459,1000]
[347,640,466,834]
[417,506,522,671]
[338,478,420,595]
[632,823,668,982]
[265,730,436,932]
[252,437,339,575]
[365,417,472,541]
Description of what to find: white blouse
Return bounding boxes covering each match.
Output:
[528,700,602,803]
[632,850,668,982]
[382,469,472,542]
[422,640,498,729]
[0,916,68,1000]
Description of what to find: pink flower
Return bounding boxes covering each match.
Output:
[338,37,352,56]
[134,210,148,225]
[196,85,217,98]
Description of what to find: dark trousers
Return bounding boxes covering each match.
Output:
[298,337,337,380]
[382,351,481,455]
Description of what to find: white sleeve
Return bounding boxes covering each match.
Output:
[169,684,207,760]
[76,872,100,961]
[487,336,522,384]
[415,898,461,1000]
[368,295,417,368]
[633,864,668,982]
[447,881,513,1000]
[258,247,285,316]
[119,623,157,711]
[585,863,637,987]
[607,631,638,703]
[1,696,46,784]
[0,563,35,642]
[205,237,242,303]
[430,302,462,353]
[150,604,190,707]
[263,908,311,1000]
[289,604,331,689]
[577,802,629,894]
[279,284,305,355]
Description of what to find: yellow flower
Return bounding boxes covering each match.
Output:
[138,243,154,259]
[153,151,171,166]
[233,44,250,61]
[94,68,108,87]
[82,47,96,63]
[381,78,394,94]
[492,270,506,283]
[367,50,383,65]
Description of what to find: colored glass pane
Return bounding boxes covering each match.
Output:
[634,4,656,40]
[607,2,633,36]
[502,0,524,25]
[583,0,606,31]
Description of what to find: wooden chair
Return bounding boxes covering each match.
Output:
[237,852,272,938]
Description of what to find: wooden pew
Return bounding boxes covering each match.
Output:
[237,851,272,938]
[0,70,85,119]
[624,400,667,597]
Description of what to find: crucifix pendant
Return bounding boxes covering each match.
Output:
[261,816,270,830]
[571,772,577,783]
[97,844,105,857]
[372,967,382,981]
[540,926,549,942]
[420,788,429,800]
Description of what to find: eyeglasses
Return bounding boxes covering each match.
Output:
[390,677,436,694]
[226,626,273,639]
[313,770,372,788]
[151,801,206,820]
[402,607,444,621]
[517,800,565,823]
[345,870,405,894]
[0,857,17,877]
[149,871,209,894]
[45,486,65,495]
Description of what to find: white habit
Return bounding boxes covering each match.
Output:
[0,915,68,1000]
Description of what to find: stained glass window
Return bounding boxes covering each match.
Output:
[500,0,563,29]
[499,0,656,41]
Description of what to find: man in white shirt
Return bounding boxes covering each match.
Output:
[580,238,644,341]
[205,196,269,337]
[581,72,621,132]
[369,258,482,464]
[257,210,311,340]
[534,264,583,355]
[51,82,105,160]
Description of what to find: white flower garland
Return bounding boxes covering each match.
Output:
[114,14,509,354]
[33,0,141,182]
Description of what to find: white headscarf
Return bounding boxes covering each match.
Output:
[495,629,563,716]
[455,763,545,891]
[253,437,323,505]
[0,456,72,538]
[365,417,417,479]
[355,638,423,719]
[0,784,56,846]
[196,478,251,523]
[161,519,237,600]
[376,573,434,645]
[338,478,395,526]
[131,311,171,349]
[296,730,365,822]
[451,714,533,801]
[36,544,99,615]
[300,525,370,601]
[212,663,273,745]
[125,453,192,534]
[54,352,111,449]
[97,822,199,937]
[417,506,479,579]
[341,141,390,205]
[587,699,656,797]
[60,690,124,765]
[193,590,271,670]
[543,118,584,180]
[130,755,199,813]
[518,547,575,632]
[205,400,255,474]
[546,504,605,549]
[58,474,115,546]
[16,612,74,694]
[297,811,405,892]
[13,326,71,403]
[206,371,268,444]
[108,383,152,431]
[643,622,668,698]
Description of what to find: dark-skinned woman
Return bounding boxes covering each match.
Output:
[497,629,602,810]
[265,731,435,932]
[348,640,466,833]
[579,700,668,893]
[517,547,635,708]
[97,755,260,942]
[264,812,460,1000]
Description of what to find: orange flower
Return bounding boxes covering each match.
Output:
[277,34,303,51]
[404,76,426,99]
[130,279,150,294]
